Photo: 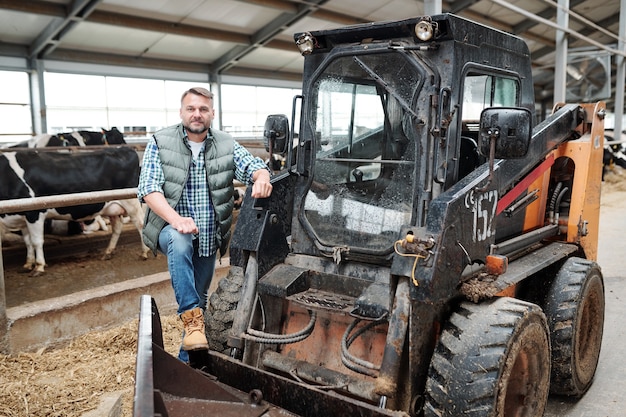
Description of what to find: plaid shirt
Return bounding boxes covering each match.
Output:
[138,130,269,256]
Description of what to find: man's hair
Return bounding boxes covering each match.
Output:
[181,87,213,103]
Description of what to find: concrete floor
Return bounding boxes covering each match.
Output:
[544,184,626,416]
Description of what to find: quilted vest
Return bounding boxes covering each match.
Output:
[142,124,235,257]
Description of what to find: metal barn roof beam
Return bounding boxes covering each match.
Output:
[212,0,331,74]
[490,0,626,58]
[29,0,103,58]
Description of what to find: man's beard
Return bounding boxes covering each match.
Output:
[185,124,209,135]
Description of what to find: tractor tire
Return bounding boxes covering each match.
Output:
[543,257,604,396]
[204,266,244,353]
[424,297,551,417]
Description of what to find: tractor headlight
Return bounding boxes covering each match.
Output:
[296,32,315,55]
[415,19,434,41]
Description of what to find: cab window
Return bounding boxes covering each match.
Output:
[458,74,520,179]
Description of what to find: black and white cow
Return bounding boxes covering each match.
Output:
[74,127,126,146]
[7,132,84,148]
[603,142,626,180]
[5,128,129,235]
[8,127,126,148]
[0,146,148,275]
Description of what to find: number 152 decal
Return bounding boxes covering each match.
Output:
[464,189,498,243]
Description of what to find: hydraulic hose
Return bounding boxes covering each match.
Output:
[244,310,317,344]
[341,318,386,377]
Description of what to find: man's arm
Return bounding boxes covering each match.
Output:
[139,138,198,234]
[143,192,198,234]
[233,141,273,198]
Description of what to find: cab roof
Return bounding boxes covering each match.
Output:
[294,13,530,58]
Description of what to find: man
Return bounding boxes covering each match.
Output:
[138,86,272,362]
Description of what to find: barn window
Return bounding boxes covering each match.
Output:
[0,70,31,145]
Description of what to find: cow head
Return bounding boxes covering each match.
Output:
[102,127,126,144]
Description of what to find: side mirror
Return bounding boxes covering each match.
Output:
[264,114,290,155]
[479,107,532,159]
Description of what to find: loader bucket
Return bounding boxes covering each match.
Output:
[132,295,271,417]
[133,295,408,417]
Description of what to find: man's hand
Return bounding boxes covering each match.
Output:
[251,169,273,198]
[144,192,198,234]
[170,216,199,234]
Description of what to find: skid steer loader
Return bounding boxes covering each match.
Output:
[134,13,605,417]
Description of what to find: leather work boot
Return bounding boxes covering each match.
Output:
[180,307,209,351]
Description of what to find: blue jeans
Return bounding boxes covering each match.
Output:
[158,225,216,362]
[158,224,217,313]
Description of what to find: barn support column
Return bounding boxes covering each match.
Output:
[614,0,626,136]
[0,235,8,354]
[28,58,47,135]
[211,72,223,130]
[423,0,442,15]
[553,0,569,103]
